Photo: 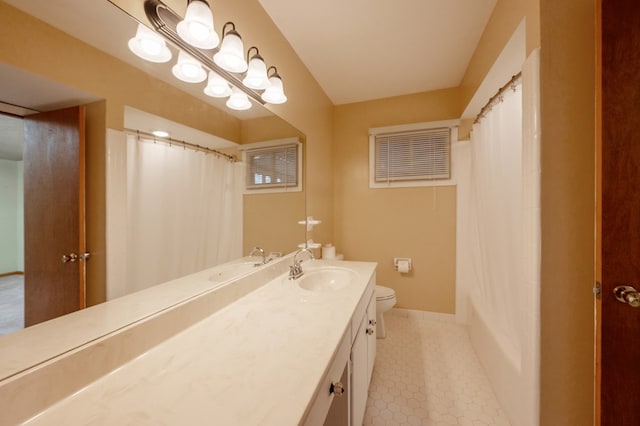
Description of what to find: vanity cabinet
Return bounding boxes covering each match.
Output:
[351,287,376,426]
[304,273,377,426]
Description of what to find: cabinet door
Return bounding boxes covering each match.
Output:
[323,362,349,426]
[366,293,377,385]
[304,328,351,425]
[351,314,368,426]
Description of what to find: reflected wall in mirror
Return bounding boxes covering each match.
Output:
[0,0,305,342]
[106,106,305,300]
[0,113,25,335]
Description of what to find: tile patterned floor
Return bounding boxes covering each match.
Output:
[363,311,510,426]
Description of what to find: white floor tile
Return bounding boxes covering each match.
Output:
[363,313,510,426]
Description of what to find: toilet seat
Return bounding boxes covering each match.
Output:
[376,285,395,301]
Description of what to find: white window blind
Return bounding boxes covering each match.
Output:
[373,127,450,184]
[245,144,298,190]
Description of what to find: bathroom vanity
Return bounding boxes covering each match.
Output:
[304,264,377,426]
[0,254,376,425]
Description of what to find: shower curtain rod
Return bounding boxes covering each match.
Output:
[124,128,237,162]
[473,72,522,124]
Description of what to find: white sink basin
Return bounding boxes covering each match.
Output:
[296,267,357,292]
[209,261,258,283]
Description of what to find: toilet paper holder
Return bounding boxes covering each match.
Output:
[393,257,412,273]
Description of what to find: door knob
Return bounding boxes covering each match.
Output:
[62,252,90,263]
[330,381,345,397]
[613,285,640,308]
[62,253,78,263]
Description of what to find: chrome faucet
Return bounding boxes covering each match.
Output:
[289,247,314,280]
[248,246,266,266]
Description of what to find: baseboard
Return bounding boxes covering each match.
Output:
[390,307,456,323]
[0,271,24,278]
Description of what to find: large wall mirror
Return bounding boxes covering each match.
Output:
[0,0,305,353]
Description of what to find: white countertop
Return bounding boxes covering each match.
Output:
[0,256,264,382]
[22,259,376,425]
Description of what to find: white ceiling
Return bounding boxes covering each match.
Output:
[258,0,497,104]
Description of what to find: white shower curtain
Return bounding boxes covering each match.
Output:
[459,50,541,426]
[468,83,523,364]
[125,134,242,293]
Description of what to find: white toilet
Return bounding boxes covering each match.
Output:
[375,285,397,338]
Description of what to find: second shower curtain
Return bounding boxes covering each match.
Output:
[125,134,243,293]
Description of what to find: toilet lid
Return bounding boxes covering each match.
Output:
[376,285,395,300]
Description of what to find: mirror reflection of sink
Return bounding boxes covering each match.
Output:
[296,267,357,292]
[209,261,258,283]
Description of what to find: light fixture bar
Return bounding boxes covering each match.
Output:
[144,0,266,105]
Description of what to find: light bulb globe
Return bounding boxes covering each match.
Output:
[226,87,252,110]
[176,0,219,49]
[172,51,207,83]
[128,23,172,63]
[213,31,247,73]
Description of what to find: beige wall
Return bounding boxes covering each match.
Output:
[461,0,540,109]
[333,88,461,313]
[243,193,305,256]
[539,0,595,424]
[330,0,540,316]
[2,0,598,422]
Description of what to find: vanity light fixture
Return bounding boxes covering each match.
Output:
[204,71,232,98]
[226,86,252,110]
[128,23,172,63]
[213,22,248,73]
[242,47,269,90]
[172,50,207,83]
[136,0,288,111]
[261,66,287,104]
[176,0,219,49]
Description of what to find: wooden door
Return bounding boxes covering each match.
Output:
[23,106,86,326]
[598,0,640,424]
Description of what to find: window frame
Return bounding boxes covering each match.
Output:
[369,120,459,189]
[240,137,303,194]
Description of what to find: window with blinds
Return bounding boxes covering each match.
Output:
[372,127,451,185]
[245,144,299,191]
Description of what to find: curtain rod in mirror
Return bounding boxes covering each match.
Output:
[125,128,237,161]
